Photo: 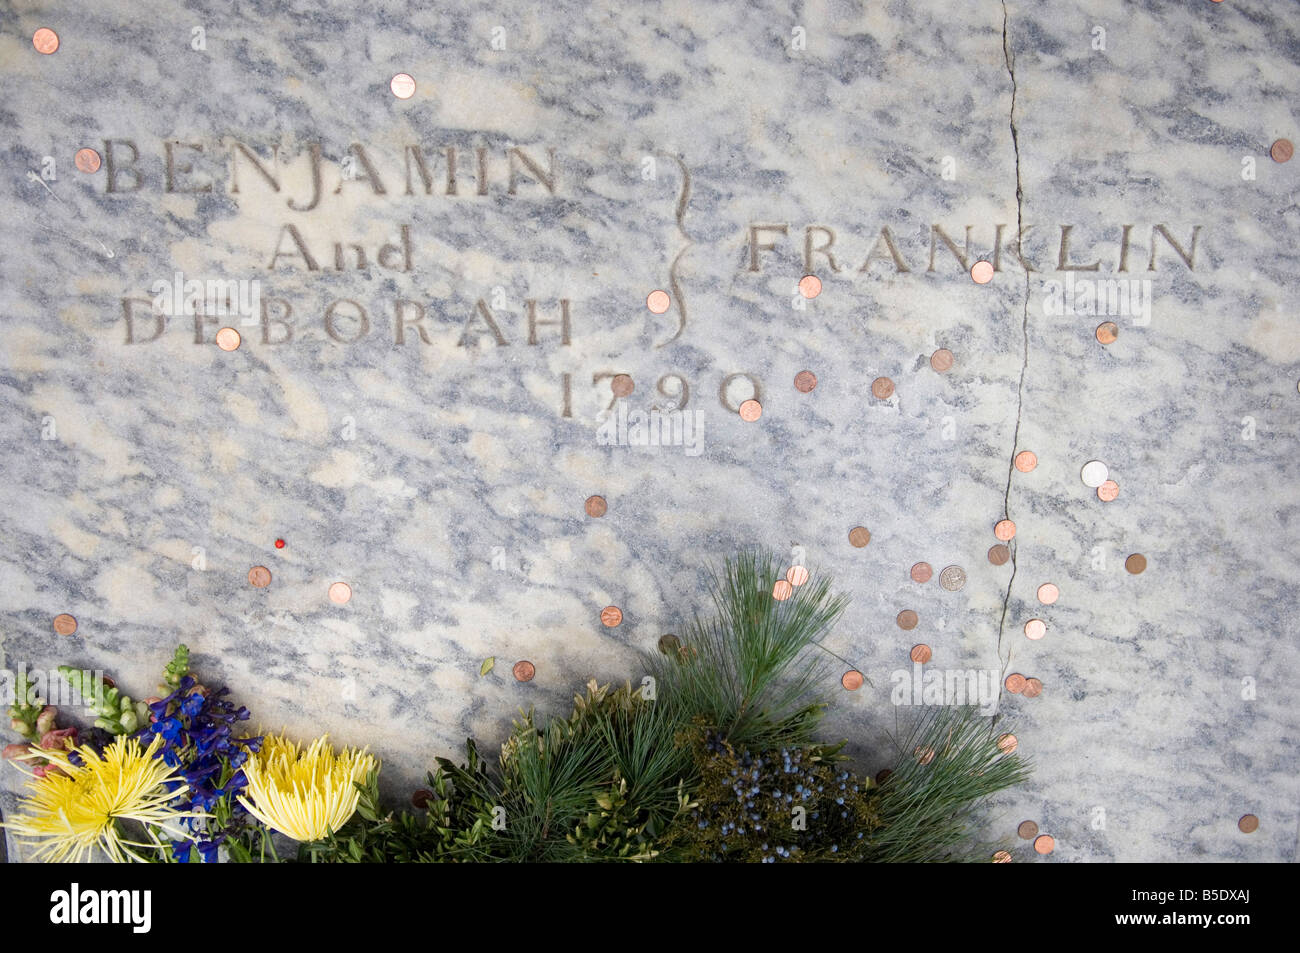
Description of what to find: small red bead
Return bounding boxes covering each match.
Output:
[274,539,285,549]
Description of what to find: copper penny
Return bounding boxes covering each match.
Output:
[411,789,434,810]
[584,495,607,517]
[610,374,634,398]
[1018,820,1039,840]
[1004,673,1026,694]
[1022,677,1043,698]
[991,849,1012,863]
[798,275,822,299]
[600,605,623,627]
[1271,139,1294,163]
[871,377,895,400]
[1014,450,1038,473]
[1024,618,1046,641]
[997,732,1018,754]
[1033,834,1055,855]
[910,561,933,583]
[1097,479,1120,502]
[248,566,272,588]
[1095,321,1119,345]
[772,579,793,601]
[1037,583,1059,605]
[897,609,919,631]
[930,348,954,372]
[970,260,995,284]
[738,398,762,422]
[794,370,817,393]
[102,676,117,690]
[215,327,241,351]
[1238,814,1259,833]
[52,613,78,636]
[328,581,352,604]
[994,519,1017,541]
[841,670,864,691]
[848,526,871,548]
[988,544,1011,566]
[390,73,416,99]
[914,746,936,765]
[875,768,892,784]
[658,633,681,654]
[33,28,59,54]
[646,290,671,313]
[512,660,536,682]
[75,149,102,174]
[786,565,809,586]
[910,643,932,664]
[1125,553,1147,574]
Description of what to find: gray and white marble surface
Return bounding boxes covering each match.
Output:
[1,0,1297,862]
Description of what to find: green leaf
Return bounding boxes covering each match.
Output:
[480,657,495,677]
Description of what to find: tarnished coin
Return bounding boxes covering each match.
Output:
[1080,460,1108,488]
[1125,553,1147,574]
[1033,834,1055,855]
[1097,480,1120,502]
[1096,321,1119,345]
[841,670,864,691]
[875,768,892,784]
[584,495,607,517]
[738,398,762,421]
[994,519,1017,541]
[412,789,434,810]
[1014,450,1037,473]
[390,73,416,99]
[1271,139,1294,163]
[910,643,932,664]
[75,148,102,174]
[52,613,78,636]
[772,579,793,601]
[600,605,623,627]
[1024,619,1046,641]
[786,565,809,586]
[930,348,954,372]
[328,581,352,604]
[996,732,1018,754]
[1018,820,1039,840]
[658,633,681,654]
[798,275,822,299]
[33,28,59,54]
[991,849,1012,863]
[988,544,1011,566]
[970,260,995,284]
[939,565,966,591]
[848,526,871,548]
[794,370,817,393]
[871,377,895,400]
[646,290,671,314]
[512,660,535,682]
[1004,673,1027,694]
[1238,814,1259,833]
[610,374,634,398]
[1022,677,1043,698]
[910,561,933,583]
[897,609,919,631]
[248,566,272,588]
[215,327,241,351]
[1037,583,1059,605]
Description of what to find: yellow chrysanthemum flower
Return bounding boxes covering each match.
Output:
[237,733,377,842]
[0,735,196,863]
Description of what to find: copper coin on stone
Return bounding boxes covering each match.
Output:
[991,849,1012,863]
[1014,450,1038,473]
[910,643,932,664]
[33,28,59,54]
[738,398,762,421]
[910,561,933,583]
[1271,139,1294,163]
[794,370,818,393]
[939,565,966,591]
[871,377,895,400]
[1024,618,1046,641]
[1033,834,1055,855]
[215,327,241,351]
[1022,677,1043,698]
[875,768,892,784]
[1018,820,1039,840]
[610,374,634,397]
[52,613,78,636]
[897,609,919,631]
[798,275,822,299]
[994,519,1016,541]
[988,543,1011,566]
[328,581,352,604]
[848,526,871,548]
[1004,673,1027,694]
[512,660,535,682]
[996,732,1018,754]
[390,73,416,99]
[772,579,793,601]
[600,605,623,627]
[1097,479,1120,502]
[1125,553,1147,574]
[970,260,995,284]
[1037,583,1059,605]
[1096,321,1119,345]
[786,565,809,586]
[75,148,102,174]
[658,633,681,654]
[841,669,864,691]
[101,676,117,690]
[1238,814,1259,833]
[248,566,272,588]
[914,745,936,765]
[930,348,955,372]
[584,495,607,517]
[646,289,671,314]
[411,789,434,810]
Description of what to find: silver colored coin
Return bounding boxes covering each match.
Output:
[939,565,967,591]
[1080,460,1109,488]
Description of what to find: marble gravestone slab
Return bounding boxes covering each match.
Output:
[1,0,1297,863]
